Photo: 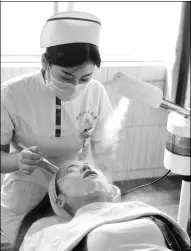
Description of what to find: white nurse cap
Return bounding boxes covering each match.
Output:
[40,11,101,48]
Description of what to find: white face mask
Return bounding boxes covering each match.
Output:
[47,75,88,101]
[57,174,110,198]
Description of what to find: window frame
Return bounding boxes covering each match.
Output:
[1,1,189,110]
[1,1,183,64]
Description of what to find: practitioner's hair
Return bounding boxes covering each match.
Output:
[44,43,101,68]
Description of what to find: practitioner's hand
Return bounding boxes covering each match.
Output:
[18,146,41,175]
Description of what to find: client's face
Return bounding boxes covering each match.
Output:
[57,160,109,198]
[55,161,110,215]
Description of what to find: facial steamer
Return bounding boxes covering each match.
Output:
[110,72,190,230]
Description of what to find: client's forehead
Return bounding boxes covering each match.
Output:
[58,160,85,178]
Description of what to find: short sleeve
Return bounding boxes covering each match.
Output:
[91,84,113,141]
[1,87,14,145]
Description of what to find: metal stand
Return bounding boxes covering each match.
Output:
[164,111,190,231]
[177,177,190,229]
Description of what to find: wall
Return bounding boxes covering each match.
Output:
[1,63,170,181]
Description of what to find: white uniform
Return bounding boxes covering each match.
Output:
[1,70,113,244]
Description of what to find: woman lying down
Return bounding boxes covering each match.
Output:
[14,160,190,251]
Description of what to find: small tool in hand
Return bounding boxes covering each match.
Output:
[18,143,60,174]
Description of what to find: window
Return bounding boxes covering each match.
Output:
[67,2,182,62]
[1,2,182,62]
[1,2,67,62]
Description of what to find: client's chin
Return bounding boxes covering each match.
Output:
[84,190,108,204]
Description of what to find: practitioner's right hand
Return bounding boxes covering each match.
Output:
[18,146,41,175]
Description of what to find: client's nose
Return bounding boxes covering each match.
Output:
[81,165,91,173]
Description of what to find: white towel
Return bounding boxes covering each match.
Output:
[48,173,72,220]
[21,201,190,251]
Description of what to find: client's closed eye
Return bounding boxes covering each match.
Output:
[67,165,78,173]
[61,76,72,81]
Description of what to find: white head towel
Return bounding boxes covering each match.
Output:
[48,173,72,220]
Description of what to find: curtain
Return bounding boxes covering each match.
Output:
[165,2,190,108]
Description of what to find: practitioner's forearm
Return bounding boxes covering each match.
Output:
[1,150,20,173]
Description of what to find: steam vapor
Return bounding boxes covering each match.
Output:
[102,97,130,149]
